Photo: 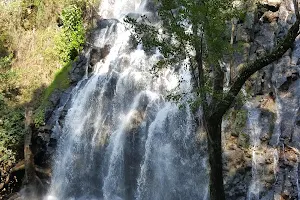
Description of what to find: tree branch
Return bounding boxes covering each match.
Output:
[193,26,209,114]
[211,63,224,111]
[0,160,51,193]
[211,0,300,119]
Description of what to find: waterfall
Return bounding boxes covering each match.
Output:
[247,107,263,200]
[45,0,208,199]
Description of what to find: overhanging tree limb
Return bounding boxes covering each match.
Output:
[211,0,300,119]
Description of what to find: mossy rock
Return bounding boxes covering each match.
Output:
[230,109,248,137]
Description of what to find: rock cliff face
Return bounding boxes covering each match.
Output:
[35,0,300,199]
[223,0,300,199]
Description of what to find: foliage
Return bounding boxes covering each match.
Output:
[231,109,248,136]
[56,5,85,64]
[0,54,13,69]
[0,54,17,92]
[125,0,246,101]
[0,101,24,163]
[33,107,45,128]
[0,0,97,105]
[126,0,243,62]
[0,0,98,182]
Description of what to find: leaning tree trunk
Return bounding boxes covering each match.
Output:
[203,2,300,200]
[205,117,225,200]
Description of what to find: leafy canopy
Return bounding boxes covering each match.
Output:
[125,0,246,105]
[126,0,244,69]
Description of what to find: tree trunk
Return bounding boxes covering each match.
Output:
[229,18,237,84]
[205,117,225,200]
[23,109,36,186]
[23,108,43,198]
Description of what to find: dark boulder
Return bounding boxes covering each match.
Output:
[69,55,88,84]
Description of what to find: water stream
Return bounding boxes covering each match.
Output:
[247,107,263,200]
[45,0,208,199]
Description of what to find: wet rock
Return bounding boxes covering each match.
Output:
[254,24,276,51]
[278,69,299,91]
[69,55,88,84]
[295,114,300,126]
[272,56,291,88]
[89,44,111,74]
[90,48,102,67]
[58,86,74,108]
[142,1,157,12]
[245,12,255,29]
[49,89,62,106]
[45,86,74,125]
[32,125,53,167]
[96,19,119,29]
[236,25,251,42]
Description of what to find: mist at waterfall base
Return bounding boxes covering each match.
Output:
[44,0,208,200]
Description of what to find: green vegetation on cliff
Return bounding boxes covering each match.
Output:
[0,0,99,195]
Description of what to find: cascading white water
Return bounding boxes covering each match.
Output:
[247,106,263,200]
[45,0,208,200]
[295,155,300,199]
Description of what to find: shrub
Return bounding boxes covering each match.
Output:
[33,107,45,128]
[0,54,13,69]
[0,103,24,163]
[56,5,85,64]
[0,54,17,92]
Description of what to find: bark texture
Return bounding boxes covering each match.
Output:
[204,1,300,200]
[23,109,36,186]
[205,117,225,200]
